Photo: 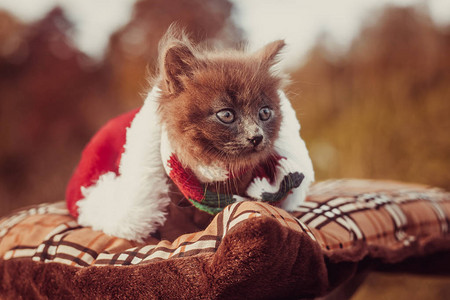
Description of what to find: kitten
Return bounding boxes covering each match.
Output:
[66,27,314,242]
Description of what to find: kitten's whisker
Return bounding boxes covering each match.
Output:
[232,176,239,196]
[205,182,209,195]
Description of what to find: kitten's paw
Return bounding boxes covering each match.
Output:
[281,174,313,211]
[246,158,313,211]
[247,159,302,200]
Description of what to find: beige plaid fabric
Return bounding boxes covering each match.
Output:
[0,201,308,267]
[0,179,448,267]
[297,180,449,256]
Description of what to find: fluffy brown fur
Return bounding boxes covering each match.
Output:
[156,26,287,189]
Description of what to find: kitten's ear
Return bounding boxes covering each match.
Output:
[161,43,196,94]
[256,40,285,68]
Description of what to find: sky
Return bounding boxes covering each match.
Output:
[0,0,449,69]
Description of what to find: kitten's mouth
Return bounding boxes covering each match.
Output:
[225,145,271,163]
[202,142,271,166]
[245,147,264,156]
[245,142,267,153]
[224,145,264,156]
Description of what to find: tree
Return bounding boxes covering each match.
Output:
[290,6,450,189]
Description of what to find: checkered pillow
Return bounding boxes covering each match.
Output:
[0,179,448,266]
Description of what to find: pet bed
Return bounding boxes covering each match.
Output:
[0,179,449,299]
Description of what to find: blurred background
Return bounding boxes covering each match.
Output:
[0,0,449,298]
[1,0,449,213]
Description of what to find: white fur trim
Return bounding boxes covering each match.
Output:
[160,127,173,176]
[193,163,229,183]
[247,90,314,211]
[77,87,170,242]
[276,90,314,210]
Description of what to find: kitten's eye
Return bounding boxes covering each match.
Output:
[216,109,235,124]
[259,107,272,121]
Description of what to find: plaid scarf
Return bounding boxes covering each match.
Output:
[161,129,305,214]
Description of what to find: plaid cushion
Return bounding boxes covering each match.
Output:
[295,179,449,262]
[0,201,308,267]
[0,179,449,267]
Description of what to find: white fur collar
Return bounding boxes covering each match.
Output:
[77,87,170,242]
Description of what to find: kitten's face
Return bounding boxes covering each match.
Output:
[158,37,285,173]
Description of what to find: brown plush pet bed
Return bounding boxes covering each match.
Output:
[0,179,449,299]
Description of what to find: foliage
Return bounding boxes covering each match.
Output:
[0,0,240,214]
[0,4,448,215]
[289,6,450,190]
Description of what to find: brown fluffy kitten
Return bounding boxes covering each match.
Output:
[153,29,289,239]
[70,27,312,242]
[157,29,286,195]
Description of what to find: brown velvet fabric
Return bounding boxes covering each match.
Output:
[0,217,327,300]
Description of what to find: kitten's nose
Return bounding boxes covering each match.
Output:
[248,135,263,147]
